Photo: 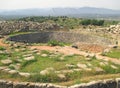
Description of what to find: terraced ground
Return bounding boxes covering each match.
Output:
[0,36,120,86]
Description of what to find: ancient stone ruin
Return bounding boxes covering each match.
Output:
[7,32,113,45]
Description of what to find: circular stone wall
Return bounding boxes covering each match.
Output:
[7,32,112,45]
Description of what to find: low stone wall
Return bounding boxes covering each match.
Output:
[7,32,113,45]
[0,78,120,88]
[69,78,120,88]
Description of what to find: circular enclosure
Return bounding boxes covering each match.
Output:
[7,32,112,45]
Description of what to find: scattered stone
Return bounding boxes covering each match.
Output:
[99,62,106,66]
[14,82,29,88]
[40,70,49,75]
[1,59,12,65]
[24,56,35,61]
[94,67,104,73]
[32,50,39,53]
[103,48,110,53]
[14,49,20,52]
[84,68,92,71]
[40,67,54,75]
[65,64,76,68]
[8,70,18,74]
[85,58,92,61]
[87,63,92,67]
[20,48,26,51]
[77,63,87,69]
[2,68,11,72]
[0,66,7,70]
[19,72,30,77]
[57,74,66,79]
[41,54,48,57]
[111,65,118,69]
[36,52,41,55]
[23,54,33,57]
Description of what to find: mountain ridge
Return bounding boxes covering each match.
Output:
[0,7,120,20]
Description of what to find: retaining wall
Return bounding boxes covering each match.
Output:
[7,32,113,45]
[0,78,120,88]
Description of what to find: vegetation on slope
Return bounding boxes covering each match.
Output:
[16,16,119,30]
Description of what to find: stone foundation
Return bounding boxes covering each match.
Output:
[0,78,120,88]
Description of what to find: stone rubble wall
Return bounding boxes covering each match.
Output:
[7,32,113,45]
[0,78,120,88]
[0,21,60,35]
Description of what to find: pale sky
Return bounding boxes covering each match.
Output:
[0,0,119,10]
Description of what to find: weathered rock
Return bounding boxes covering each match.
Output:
[8,70,18,74]
[19,72,31,77]
[111,65,118,69]
[65,64,76,68]
[23,54,33,57]
[1,59,12,65]
[41,54,48,57]
[77,63,87,69]
[0,66,7,70]
[24,56,35,61]
[40,67,54,75]
[94,67,104,73]
[99,62,106,66]
[40,70,49,75]
[69,83,86,88]
[2,68,11,72]
[13,82,29,88]
[57,74,66,79]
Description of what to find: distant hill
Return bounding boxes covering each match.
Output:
[0,7,120,19]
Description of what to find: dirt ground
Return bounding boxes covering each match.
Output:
[0,37,120,65]
[0,39,8,47]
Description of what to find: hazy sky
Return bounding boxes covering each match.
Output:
[0,0,119,10]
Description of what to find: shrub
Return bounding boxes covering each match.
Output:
[48,40,65,46]
[80,19,104,26]
[0,46,6,50]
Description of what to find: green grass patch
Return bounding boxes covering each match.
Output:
[105,48,120,59]
[19,54,84,73]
